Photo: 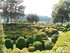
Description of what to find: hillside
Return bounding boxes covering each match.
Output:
[39,16,52,23]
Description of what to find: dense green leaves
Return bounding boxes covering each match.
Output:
[53,31,70,52]
[33,41,42,50]
[51,34,58,43]
[52,0,70,23]
[26,14,39,23]
[5,38,13,49]
[34,34,43,42]
[16,37,26,49]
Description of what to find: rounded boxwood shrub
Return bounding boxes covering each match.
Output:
[33,41,42,50]
[27,36,34,45]
[44,42,53,50]
[37,32,48,40]
[28,46,35,52]
[16,37,26,49]
[29,44,33,47]
[51,34,58,43]
[34,34,43,42]
[5,38,13,49]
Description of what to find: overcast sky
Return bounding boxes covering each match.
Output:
[23,0,59,17]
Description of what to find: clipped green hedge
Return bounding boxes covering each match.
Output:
[37,32,48,40]
[34,34,43,42]
[16,37,26,49]
[26,36,34,47]
[53,31,70,52]
[44,42,53,50]
[5,38,13,49]
[33,41,42,50]
[51,34,58,43]
[28,46,35,52]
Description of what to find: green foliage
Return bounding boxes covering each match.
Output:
[62,28,68,32]
[53,31,70,52]
[46,28,58,37]
[52,0,69,23]
[10,48,21,53]
[33,41,42,50]
[28,46,35,52]
[26,36,34,47]
[26,14,39,23]
[37,32,48,40]
[51,34,58,43]
[5,38,13,49]
[44,42,53,50]
[21,32,32,38]
[16,37,26,49]
[0,25,5,53]
[34,34,43,42]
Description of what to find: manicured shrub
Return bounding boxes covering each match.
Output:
[33,41,42,50]
[53,31,70,52]
[5,38,13,49]
[21,32,31,38]
[27,36,34,44]
[10,48,21,53]
[37,32,48,40]
[62,28,68,32]
[44,42,53,50]
[34,34,43,42]
[28,46,35,52]
[16,37,26,49]
[21,48,29,53]
[46,28,58,37]
[51,34,58,43]
[29,44,33,47]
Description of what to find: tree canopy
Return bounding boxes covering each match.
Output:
[26,14,39,23]
[52,0,70,23]
[0,0,25,24]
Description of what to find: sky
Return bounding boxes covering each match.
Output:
[23,0,59,17]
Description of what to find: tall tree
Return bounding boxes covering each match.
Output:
[0,0,25,24]
[26,14,39,23]
[52,0,70,24]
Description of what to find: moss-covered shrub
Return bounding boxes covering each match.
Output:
[33,41,42,50]
[16,37,26,49]
[34,34,43,42]
[44,42,53,50]
[51,34,58,43]
[5,38,13,49]
[28,46,35,52]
